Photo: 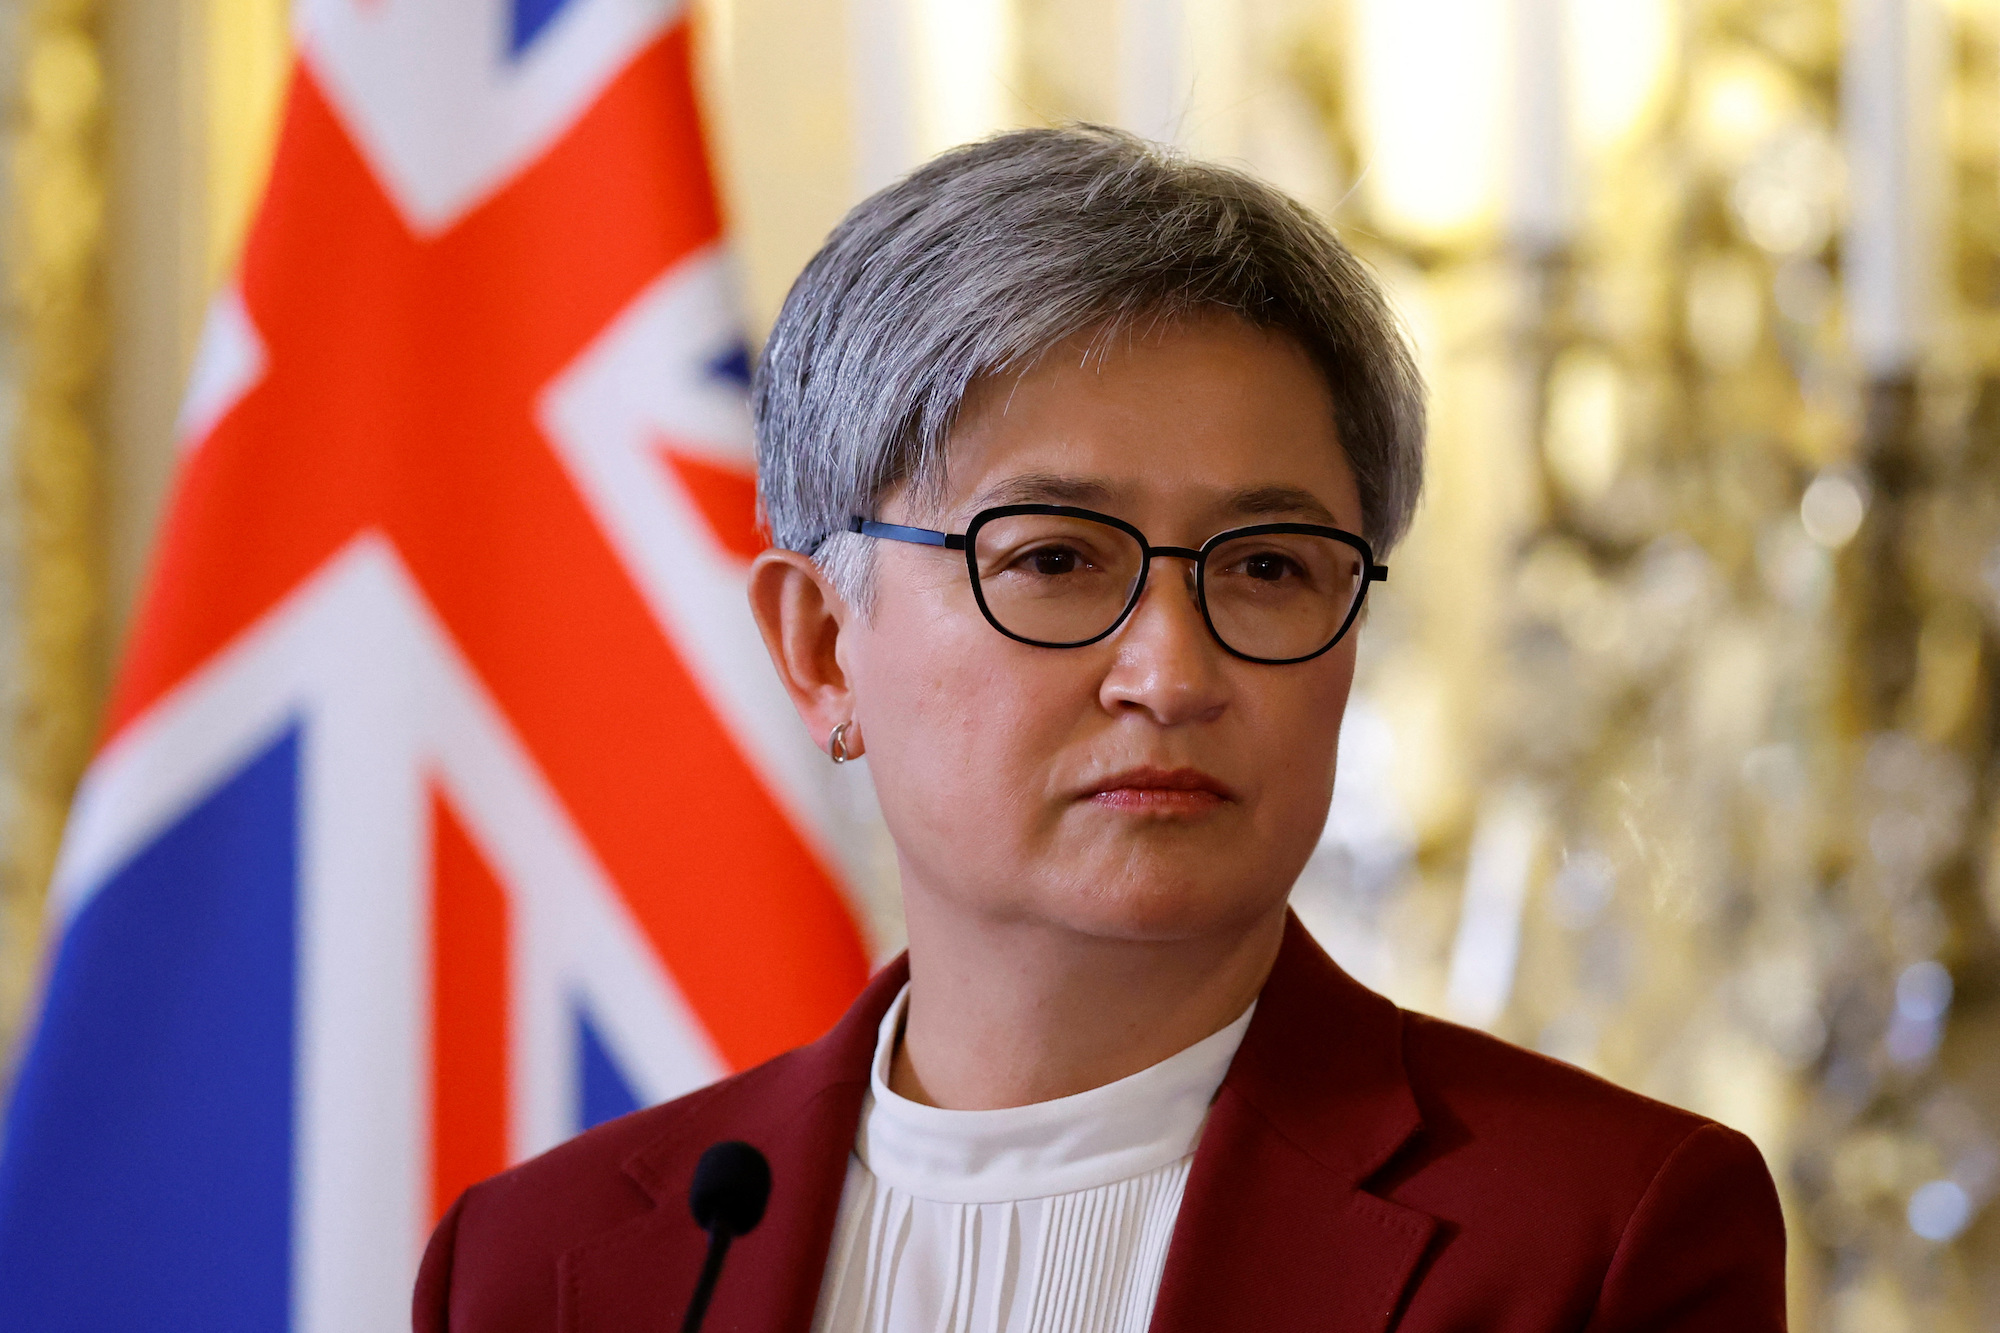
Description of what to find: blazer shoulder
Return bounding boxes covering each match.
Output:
[1368,1013,1785,1330]
[1399,1008,1709,1146]
[419,965,901,1330]
[419,1044,853,1332]
[1384,1006,1759,1231]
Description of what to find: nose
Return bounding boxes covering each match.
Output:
[1097,555,1230,725]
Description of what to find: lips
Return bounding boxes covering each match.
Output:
[1082,766,1237,812]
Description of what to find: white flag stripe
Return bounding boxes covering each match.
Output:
[542,247,866,893]
[299,0,682,234]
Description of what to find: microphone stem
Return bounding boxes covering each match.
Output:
[680,1227,733,1333]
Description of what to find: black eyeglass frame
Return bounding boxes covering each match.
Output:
[846,503,1388,665]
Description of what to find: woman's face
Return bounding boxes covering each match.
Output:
[844,313,1366,944]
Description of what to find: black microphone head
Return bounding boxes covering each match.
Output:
[689,1140,771,1237]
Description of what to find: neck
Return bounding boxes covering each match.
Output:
[888,892,1287,1111]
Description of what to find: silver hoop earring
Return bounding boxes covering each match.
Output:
[828,722,855,764]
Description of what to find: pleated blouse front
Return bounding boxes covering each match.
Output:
[807,986,1254,1333]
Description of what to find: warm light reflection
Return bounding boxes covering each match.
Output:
[1693,46,1798,169]
[911,0,1015,157]
[1544,349,1624,502]
[1348,0,1509,247]
[1566,0,1674,155]
[204,0,290,285]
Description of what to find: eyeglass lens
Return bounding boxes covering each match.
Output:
[969,513,1366,660]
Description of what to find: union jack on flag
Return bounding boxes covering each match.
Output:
[0,2,872,1327]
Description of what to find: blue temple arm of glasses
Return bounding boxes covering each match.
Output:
[848,517,969,551]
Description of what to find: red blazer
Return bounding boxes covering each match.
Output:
[415,914,1786,1331]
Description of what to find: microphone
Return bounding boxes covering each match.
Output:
[681,1140,772,1333]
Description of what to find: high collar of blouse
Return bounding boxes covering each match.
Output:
[857,983,1255,1205]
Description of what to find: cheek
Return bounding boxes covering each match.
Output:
[850,592,1091,842]
[1242,650,1356,797]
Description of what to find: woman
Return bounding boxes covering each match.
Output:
[416,127,1786,1332]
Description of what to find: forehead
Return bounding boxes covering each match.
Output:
[935,313,1360,530]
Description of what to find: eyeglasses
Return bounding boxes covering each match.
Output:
[846,504,1386,664]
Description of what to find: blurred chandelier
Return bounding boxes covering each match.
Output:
[1268,0,2000,1326]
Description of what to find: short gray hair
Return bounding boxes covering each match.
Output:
[752,125,1425,604]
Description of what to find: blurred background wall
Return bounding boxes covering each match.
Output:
[2,0,1998,1327]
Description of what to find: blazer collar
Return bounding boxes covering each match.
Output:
[1147,912,1436,1333]
[561,915,1433,1333]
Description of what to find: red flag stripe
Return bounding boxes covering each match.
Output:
[429,791,511,1224]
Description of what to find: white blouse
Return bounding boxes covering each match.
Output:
[808,986,1255,1333]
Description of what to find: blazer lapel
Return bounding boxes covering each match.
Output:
[1148,915,1438,1333]
[558,957,910,1333]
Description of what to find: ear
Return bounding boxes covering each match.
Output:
[747,548,857,757]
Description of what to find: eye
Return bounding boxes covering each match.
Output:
[1240,551,1303,582]
[1022,544,1088,576]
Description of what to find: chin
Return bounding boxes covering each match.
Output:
[1040,859,1292,944]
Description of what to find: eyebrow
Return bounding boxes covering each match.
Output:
[1225,485,1342,526]
[966,475,1343,527]
[965,473,1119,511]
